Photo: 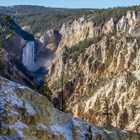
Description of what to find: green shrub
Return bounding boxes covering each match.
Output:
[63,34,104,63]
[85,126,92,140]
[40,83,53,102]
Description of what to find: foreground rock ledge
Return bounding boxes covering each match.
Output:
[0,77,139,140]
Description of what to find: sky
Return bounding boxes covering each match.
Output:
[0,0,140,9]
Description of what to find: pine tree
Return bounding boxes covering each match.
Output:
[0,16,15,44]
[0,98,7,134]
[61,64,64,111]
[61,47,68,111]
[101,95,112,128]
[0,16,15,74]
[113,102,119,127]
[0,59,4,74]
[40,83,53,102]
[85,126,92,140]
[119,108,128,129]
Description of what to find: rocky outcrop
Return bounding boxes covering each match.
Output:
[117,11,140,36]
[54,17,101,57]
[5,34,26,59]
[102,18,115,34]
[0,76,140,140]
[0,49,35,88]
[39,29,61,52]
[59,17,101,48]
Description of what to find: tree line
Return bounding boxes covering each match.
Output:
[0,5,140,34]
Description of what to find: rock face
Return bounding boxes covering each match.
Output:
[46,10,140,134]
[5,34,26,59]
[59,17,101,48]
[39,29,61,52]
[0,48,35,88]
[0,76,140,140]
[54,17,101,58]
[117,11,140,36]
[102,18,115,34]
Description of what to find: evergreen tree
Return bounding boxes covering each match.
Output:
[0,98,7,134]
[40,82,53,102]
[0,15,15,44]
[61,47,68,111]
[0,16,15,74]
[0,59,4,74]
[85,126,92,140]
[119,108,129,129]
[113,102,119,127]
[101,95,112,128]
[61,64,64,111]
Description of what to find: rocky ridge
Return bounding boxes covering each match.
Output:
[1,77,140,140]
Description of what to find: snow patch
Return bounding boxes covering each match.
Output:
[37,123,48,130]
[51,122,73,140]
[11,110,19,115]
[10,121,28,130]
[25,102,37,115]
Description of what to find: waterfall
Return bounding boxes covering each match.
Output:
[22,41,52,73]
[22,41,35,71]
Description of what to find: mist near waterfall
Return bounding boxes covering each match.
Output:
[22,41,54,72]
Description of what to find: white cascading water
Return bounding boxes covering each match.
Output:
[22,41,36,71]
[22,41,53,74]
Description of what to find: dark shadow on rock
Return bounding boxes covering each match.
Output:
[11,20,34,41]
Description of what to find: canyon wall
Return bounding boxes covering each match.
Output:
[46,10,140,132]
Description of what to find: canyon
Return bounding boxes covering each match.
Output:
[0,6,140,140]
